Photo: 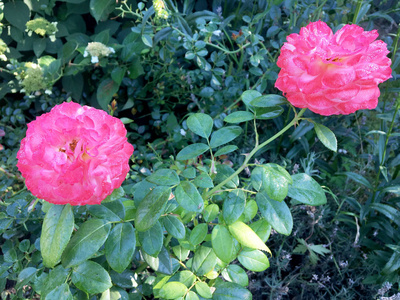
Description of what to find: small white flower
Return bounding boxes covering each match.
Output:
[213,30,222,36]
[45,89,52,95]
[180,129,186,136]
[109,47,115,54]
[83,50,88,57]
[91,56,99,64]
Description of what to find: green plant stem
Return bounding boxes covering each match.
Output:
[206,108,307,198]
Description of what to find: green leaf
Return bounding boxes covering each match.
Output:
[175,181,204,212]
[255,106,284,119]
[105,223,136,273]
[238,249,269,272]
[314,123,337,152]
[4,1,30,31]
[141,34,153,47]
[193,172,214,188]
[192,246,217,276]
[222,265,248,287]
[111,67,126,85]
[41,204,74,268]
[159,282,188,299]
[132,180,157,207]
[224,111,254,124]
[250,94,287,107]
[241,90,262,111]
[172,245,190,261]
[142,246,175,275]
[169,270,196,287]
[338,171,373,189]
[135,186,171,232]
[256,193,293,235]
[138,221,163,257]
[190,223,208,245]
[228,221,271,253]
[214,145,239,157]
[287,173,327,205]
[41,266,69,299]
[187,113,213,139]
[87,200,125,222]
[211,225,236,263]
[195,281,212,298]
[176,143,209,161]
[89,0,115,22]
[214,164,239,189]
[97,78,120,111]
[45,283,73,300]
[72,261,112,294]
[186,291,200,300]
[61,219,111,268]
[242,200,258,223]
[251,164,292,201]
[161,215,185,239]
[203,204,219,222]
[16,267,37,291]
[223,190,246,224]
[249,219,271,243]
[147,169,180,186]
[213,282,252,300]
[210,126,242,148]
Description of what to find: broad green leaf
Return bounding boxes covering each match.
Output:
[16,267,37,291]
[195,281,212,298]
[97,78,120,111]
[186,291,200,300]
[238,249,269,272]
[147,169,180,186]
[41,266,69,299]
[211,225,236,263]
[210,126,242,148]
[161,215,185,239]
[138,221,163,257]
[228,221,271,253]
[203,204,219,222]
[242,90,262,111]
[131,180,157,207]
[187,113,213,139]
[251,164,292,201]
[287,173,327,205]
[223,190,246,224]
[193,172,214,188]
[190,223,208,245]
[87,199,125,222]
[4,1,30,31]
[181,167,196,179]
[255,106,284,119]
[41,204,74,268]
[45,283,72,300]
[214,164,239,189]
[169,270,196,288]
[338,171,373,189]
[242,200,258,223]
[111,67,126,85]
[159,282,188,299]
[172,245,190,261]
[214,145,239,157]
[250,94,287,107]
[100,287,130,300]
[175,181,204,212]
[109,270,139,289]
[314,123,337,152]
[61,219,111,268]
[72,261,112,294]
[89,0,115,22]
[142,34,153,47]
[249,219,271,243]
[142,247,175,275]
[192,246,217,276]
[222,265,249,287]
[256,192,293,235]
[176,143,209,160]
[224,111,254,124]
[213,282,252,300]
[135,186,171,232]
[105,223,136,273]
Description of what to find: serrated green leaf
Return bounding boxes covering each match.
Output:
[214,145,239,157]
[176,143,209,160]
[161,215,185,239]
[210,126,242,148]
[314,123,337,152]
[238,249,269,272]
[223,190,246,224]
[228,221,271,254]
[190,223,208,245]
[175,181,204,212]
[192,246,217,276]
[213,282,252,300]
[222,265,248,287]
[203,204,219,222]
[193,172,214,188]
[287,173,327,205]
[187,113,213,139]
[211,225,236,263]
[72,261,112,294]
[250,94,287,107]
[138,221,163,257]
[159,282,188,299]
[147,169,180,186]
[195,281,212,298]
[224,111,254,124]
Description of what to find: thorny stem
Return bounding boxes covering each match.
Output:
[206,108,307,198]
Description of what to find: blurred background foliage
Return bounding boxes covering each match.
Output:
[0,0,400,299]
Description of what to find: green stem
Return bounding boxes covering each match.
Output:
[206,108,307,198]
[352,0,363,24]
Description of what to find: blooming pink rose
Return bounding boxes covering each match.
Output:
[275,21,392,116]
[17,102,134,205]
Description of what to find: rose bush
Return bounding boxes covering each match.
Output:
[275,20,392,116]
[16,102,133,205]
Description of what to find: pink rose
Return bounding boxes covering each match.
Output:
[275,21,392,116]
[17,102,134,205]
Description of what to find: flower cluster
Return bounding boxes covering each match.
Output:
[275,21,392,116]
[20,63,48,94]
[154,0,169,19]
[83,42,115,64]
[26,18,58,42]
[17,102,134,205]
